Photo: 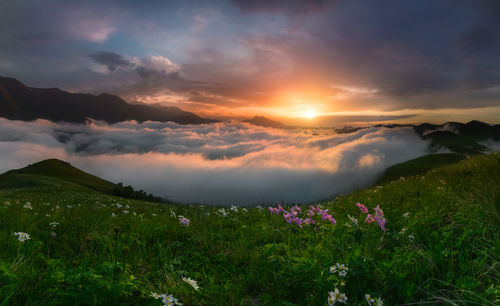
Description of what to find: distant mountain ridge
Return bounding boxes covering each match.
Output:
[374,120,500,155]
[242,116,290,129]
[0,76,219,124]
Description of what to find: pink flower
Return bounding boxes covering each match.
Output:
[178,216,190,226]
[365,214,375,223]
[356,202,368,214]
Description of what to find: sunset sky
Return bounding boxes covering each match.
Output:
[2,0,500,125]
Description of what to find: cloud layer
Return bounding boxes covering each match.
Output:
[0,119,432,205]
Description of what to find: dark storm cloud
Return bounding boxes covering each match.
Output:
[88,51,132,71]
[0,118,435,205]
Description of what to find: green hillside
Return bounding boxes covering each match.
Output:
[0,159,165,203]
[1,159,116,192]
[376,153,466,184]
[0,154,499,304]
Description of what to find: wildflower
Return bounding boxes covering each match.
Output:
[403,212,410,218]
[179,216,190,226]
[330,263,348,277]
[151,292,183,305]
[218,208,228,217]
[182,277,199,290]
[408,234,415,239]
[329,265,337,274]
[366,294,383,306]
[365,214,375,223]
[347,214,358,226]
[66,205,72,208]
[111,213,117,218]
[152,213,157,217]
[328,288,347,305]
[23,202,33,210]
[242,208,248,212]
[123,210,130,214]
[373,205,387,231]
[366,294,375,305]
[170,210,176,218]
[49,222,59,228]
[230,205,238,212]
[256,205,263,210]
[14,232,31,242]
[356,202,368,213]
[116,204,122,209]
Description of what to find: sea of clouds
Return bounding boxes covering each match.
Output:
[0,118,436,205]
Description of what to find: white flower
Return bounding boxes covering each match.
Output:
[328,288,347,305]
[218,208,228,217]
[23,202,33,210]
[116,204,122,209]
[230,205,238,212]
[242,208,248,212]
[14,232,31,242]
[338,270,347,277]
[182,277,199,290]
[366,294,383,306]
[329,265,337,273]
[111,213,117,218]
[152,213,157,217]
[347,214,358,226]
[408,234,415,239]
[123,210,130,214]
[399,227,408,235]
[170,210,176,218]
[403,212,410,218]
[49,222,59,228]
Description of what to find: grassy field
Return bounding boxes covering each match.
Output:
[0,154,499,305]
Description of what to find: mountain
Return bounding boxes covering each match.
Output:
[0,76,219,124]
[242,116,289,129]
[0,159,166,203]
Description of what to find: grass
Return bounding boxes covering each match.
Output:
[1,159,116,193]
[376,153,465,184]
[0,154,499,305]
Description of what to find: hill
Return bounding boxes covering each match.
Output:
[0,76,219,124]
[376,153,466,184]
[242,116,290,129]
[0,159,166,203]
[0,153,499,304]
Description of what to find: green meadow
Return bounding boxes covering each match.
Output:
[0,154,499,305]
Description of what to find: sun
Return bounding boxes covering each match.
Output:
[305,110,316,119]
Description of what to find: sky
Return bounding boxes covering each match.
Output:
[1,0,500,125]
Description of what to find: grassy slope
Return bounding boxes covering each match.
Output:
[1,159,116,193]
[0,154,499,304]
[376,153,466,184]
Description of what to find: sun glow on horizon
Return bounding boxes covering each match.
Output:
[305,110,316,119]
